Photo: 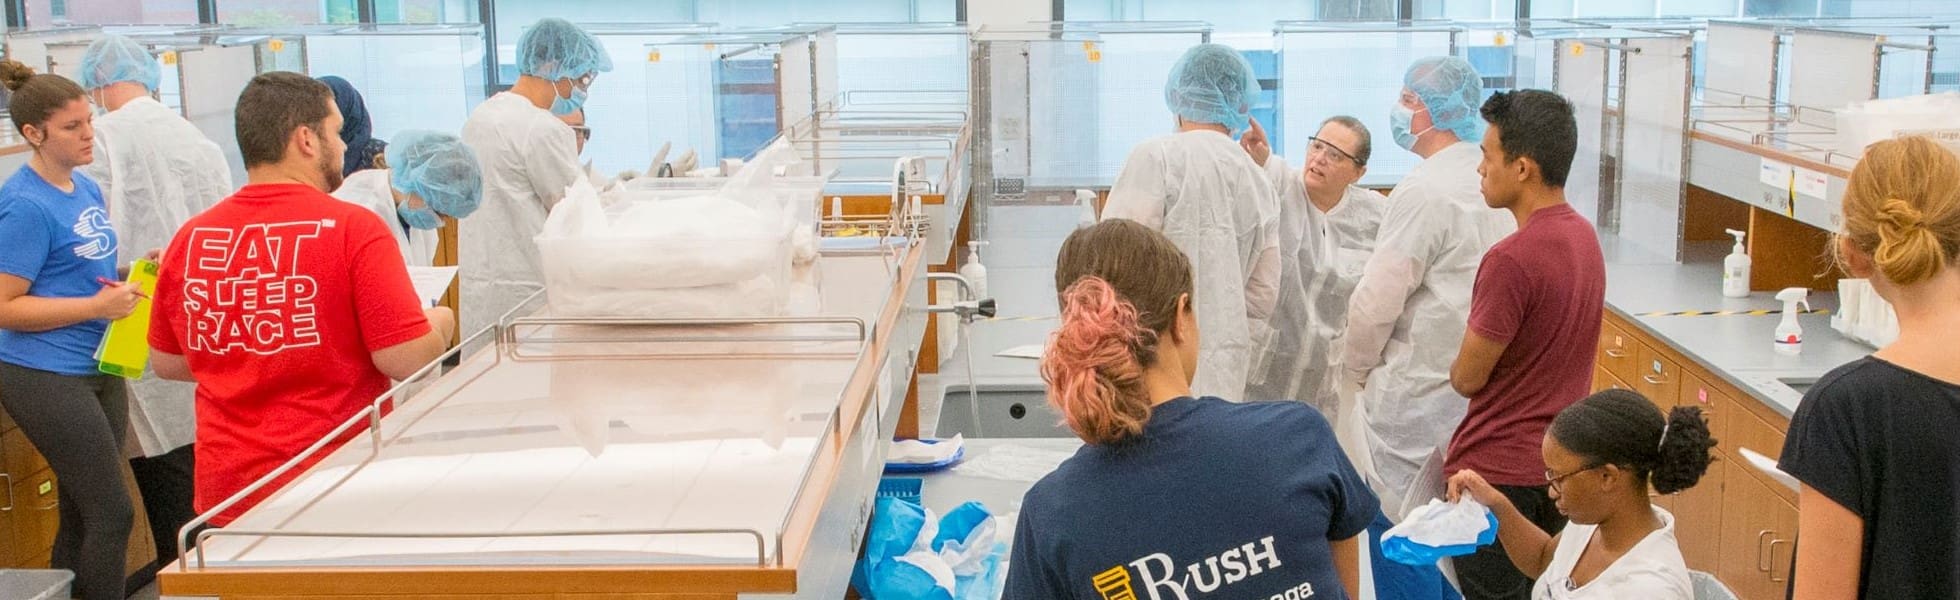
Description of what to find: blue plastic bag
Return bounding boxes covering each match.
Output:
[1380,509,1500,566]
[853,497,1005,600]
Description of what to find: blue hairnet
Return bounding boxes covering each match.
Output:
[515,18,613,81]
[1163,44,1259,134]
[387,130,484,220]
[79,35,161,92]
[1404,56,1485,142]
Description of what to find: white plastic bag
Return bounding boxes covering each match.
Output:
[1835,92,1960,158]
[536,144,808,318]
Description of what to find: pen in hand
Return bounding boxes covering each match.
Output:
[96,277,151,301]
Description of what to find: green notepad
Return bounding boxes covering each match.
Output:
[97,259,159,379]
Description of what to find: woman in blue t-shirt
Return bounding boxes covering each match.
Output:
[0,60,143,600]
[1003,219,1379,600]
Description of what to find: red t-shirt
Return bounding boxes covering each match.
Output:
[1445,203,1605,487]
[149,183,431,525]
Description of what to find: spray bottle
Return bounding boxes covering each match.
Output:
[1723,229,1751,298]
[1075,189,1099,228]
[1774,287,1810,355]
[960,241,990,300]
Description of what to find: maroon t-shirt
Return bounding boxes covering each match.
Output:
[1445,203,1605,486]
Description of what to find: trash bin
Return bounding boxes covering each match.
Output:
[0,569,74,600]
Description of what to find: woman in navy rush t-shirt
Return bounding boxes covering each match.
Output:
[1003,219,1379,600]
[0,63,145,600]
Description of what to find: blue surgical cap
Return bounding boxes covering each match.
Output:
[387,130,484,220]
[79,35,161,92]
[1405,56,1485,142]
[1164,43,1259,135]
[515,18,613,81]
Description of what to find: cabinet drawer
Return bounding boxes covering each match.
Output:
[0,428,47,484]
[10,470,57,567]
[1633,342,1683,413]
[0,473,17,567]
[1679,372,1731,448]
[1724,404,1795,505]
[1594,364,1633,394]
[1598,321,1641,383]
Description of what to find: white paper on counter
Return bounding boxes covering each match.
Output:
[995,344,1045,360]
[408,266,460,307]
[1740,447,1801,493]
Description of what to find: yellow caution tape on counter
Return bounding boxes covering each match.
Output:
[1636,308,1831,318]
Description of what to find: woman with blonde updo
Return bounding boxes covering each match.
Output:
[1002,219,1377,600]
[1780,136,1960,599]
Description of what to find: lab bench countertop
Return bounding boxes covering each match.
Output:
[1603,239,1871,418]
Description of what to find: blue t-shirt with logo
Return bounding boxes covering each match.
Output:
[1004,397,1378,600]
[0,166,118,376]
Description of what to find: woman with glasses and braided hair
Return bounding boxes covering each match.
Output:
[1446,389,1715,599]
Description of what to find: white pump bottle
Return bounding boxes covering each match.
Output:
[1723,229,1751,298]
[960,241,990,300]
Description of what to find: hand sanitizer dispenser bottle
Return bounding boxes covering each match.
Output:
[1723,229,1751,298]
[960,241,990,300]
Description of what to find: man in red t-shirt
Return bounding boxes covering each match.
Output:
[149,72,455,527]
[1445,89,1605,600]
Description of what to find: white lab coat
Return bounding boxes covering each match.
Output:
[81,96,232,458]
[1246,155,1386,421]
[1102,130,1280,403]
[458,92,583,337]
[330,169,438,267]
[1340,141,1514,513]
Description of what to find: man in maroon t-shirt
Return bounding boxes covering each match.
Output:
[1445,89,1605,600]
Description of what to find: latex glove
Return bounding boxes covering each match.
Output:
[1239,117,1272,167]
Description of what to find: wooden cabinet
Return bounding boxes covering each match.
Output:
[1599,321,1641,384]
[1596,311,1801,596]
[1593,364,1632,394]
[0,402,158,578]
[1633,341,1683,413]
[1716,460,1798,600]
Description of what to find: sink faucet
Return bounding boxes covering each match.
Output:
[925,272,997,323]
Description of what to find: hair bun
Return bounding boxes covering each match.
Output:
[1878,198,1927,233]
[1651,406,1716,495]
[0,60,36,92]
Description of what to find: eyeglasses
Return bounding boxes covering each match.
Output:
[1544,461,1605,494]
[1307,136,1364,167]
[569,125,591,142]
[573,73,595,90]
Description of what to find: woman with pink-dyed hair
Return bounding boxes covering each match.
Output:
[1001,219,1378,600]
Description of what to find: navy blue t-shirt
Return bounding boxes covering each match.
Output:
[0,166,117,376]
[1004,397,1379,600]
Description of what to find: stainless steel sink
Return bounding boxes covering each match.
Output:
[935,383,1074,438]
[1777,376,1817,396]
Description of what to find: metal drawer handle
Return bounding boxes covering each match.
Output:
[0,473,10,511]
[1756,530,1775,571]
[1643,374,1669,385]
[1604,349,1629,358]
[1768,539,1791,583]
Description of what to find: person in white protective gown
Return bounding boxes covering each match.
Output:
[459,17,611,336]
[331,130,485,267]
[75,34,233,564]
[1341,56,1517,517]
[1239,115,1387,420]
[1100,43,1280,402]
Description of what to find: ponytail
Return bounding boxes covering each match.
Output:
[1040,277,1156,445]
